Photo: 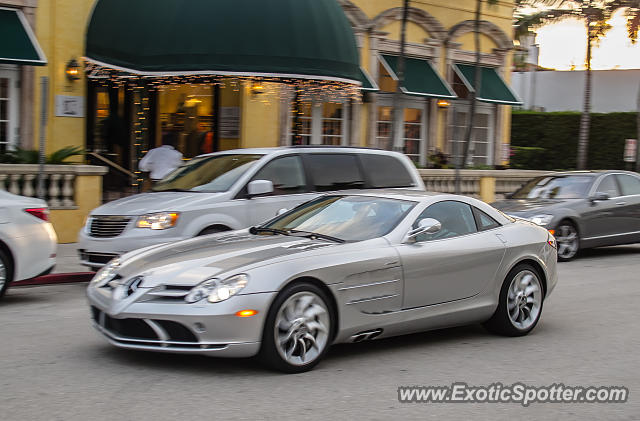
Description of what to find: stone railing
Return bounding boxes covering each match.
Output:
[0,164,107,209]
[419,169,552,202]
[0,164,108,243]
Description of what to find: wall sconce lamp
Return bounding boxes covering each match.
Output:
[65,59,81,82]
[251,81,265,96]
[437,99,451,108]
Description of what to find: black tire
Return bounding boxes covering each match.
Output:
[197,226,230,236]
[0,249,14,300]
[555,220,580,261]
[259,282,336,373]
[483,263,544,337]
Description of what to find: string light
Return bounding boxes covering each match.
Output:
[84,59,363,186]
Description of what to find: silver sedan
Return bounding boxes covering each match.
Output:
[492,170,640,261]
[87,190,558,372]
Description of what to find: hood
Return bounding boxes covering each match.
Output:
[91,191,225,216]
[491,198,579,216]
[116,232,342,288]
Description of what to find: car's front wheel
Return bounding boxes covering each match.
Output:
[0,249,14,300]
[484,264,544,336]
[555,220,579,261]
[260,282,334,373]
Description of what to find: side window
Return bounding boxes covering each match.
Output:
[616,174,640,196]
[251,155,307,196]
[412,201,477,242]
[306,154,365,192]
[472,207,501,231]
[359,154,415,188]
[596,175,620,197]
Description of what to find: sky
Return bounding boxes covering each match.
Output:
[535,9,640,70]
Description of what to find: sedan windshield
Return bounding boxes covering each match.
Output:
[512,175,595,199]
[261,195,416,242]
[153,154,263,193]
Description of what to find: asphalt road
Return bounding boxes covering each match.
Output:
[1,246,639,421]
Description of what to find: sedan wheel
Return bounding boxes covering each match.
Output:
[555,222,579,261]
[260,283,333,373]
[0,249,13,300]
[484,264,544,336]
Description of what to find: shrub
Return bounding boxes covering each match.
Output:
[510,111,637,170]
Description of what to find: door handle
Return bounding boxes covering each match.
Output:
[615,202,627,206]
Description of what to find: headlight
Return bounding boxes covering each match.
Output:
[83,216,93,234]
[91,257,121,287]
[184,274,249,303]
[136,212,180,230]
[529,214,554,226]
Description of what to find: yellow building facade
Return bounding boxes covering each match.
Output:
[6,0,517,176]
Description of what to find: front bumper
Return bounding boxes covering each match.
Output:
[88,286,276,358]
[77,229,187,268]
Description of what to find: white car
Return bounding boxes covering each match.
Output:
[78,147,425,270]
[0,191,58,299]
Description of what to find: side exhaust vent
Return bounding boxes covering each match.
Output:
[350,329,383,343]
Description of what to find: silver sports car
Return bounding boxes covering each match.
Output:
[87,190,558,372]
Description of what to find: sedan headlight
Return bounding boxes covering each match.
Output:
[136,212,180,230]
[529,214,554,226]
[83,216,93,234]
[184,274,249,303]
[91,257,121,287]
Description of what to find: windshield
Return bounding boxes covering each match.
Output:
[512,175,595,199]
[262,195,416,242]
[153,154,263,193]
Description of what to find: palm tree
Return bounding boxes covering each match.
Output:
[515,1,640,170]
[455,0,497,194]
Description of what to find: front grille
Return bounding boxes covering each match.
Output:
[90,216,131,238]
[83,252,119,265]
[91,306,198,344]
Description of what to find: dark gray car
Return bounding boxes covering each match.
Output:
[492,171,640,261]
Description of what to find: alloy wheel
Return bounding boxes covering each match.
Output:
[0,259,5,292]
[274,291,330,366]
[556,223,579,260]
[507,269,543,331]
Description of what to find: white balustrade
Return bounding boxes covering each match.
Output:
[0,164,107,209]
[419,169,552,200]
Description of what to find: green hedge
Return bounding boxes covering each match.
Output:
[510,111,638,170]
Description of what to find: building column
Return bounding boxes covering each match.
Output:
[18,5,37,149]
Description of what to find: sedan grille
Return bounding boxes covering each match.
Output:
[90,216,131,238]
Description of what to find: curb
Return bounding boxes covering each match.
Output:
[13,272,95,287]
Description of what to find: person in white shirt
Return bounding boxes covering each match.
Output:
[139,140,183,182]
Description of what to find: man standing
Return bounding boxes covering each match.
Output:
[139,139,183,182]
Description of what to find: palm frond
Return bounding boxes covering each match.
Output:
[46,146,85,164]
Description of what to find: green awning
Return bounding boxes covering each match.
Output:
[359,68,378,91]
[380,54,456,98]
[0,8,46,66]
[453,64,521,105]
[85,0,361,84]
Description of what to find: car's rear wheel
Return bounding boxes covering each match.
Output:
[260,282,334,373]
[0,249,14,300]
[555,220,579,261]
[484,264,544,337]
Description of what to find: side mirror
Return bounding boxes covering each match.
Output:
[589,192,610,203]
[276,208,288,216]
[247,179,274,197]
[405,218,442,242]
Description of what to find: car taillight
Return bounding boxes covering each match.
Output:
[24,207,49,222]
